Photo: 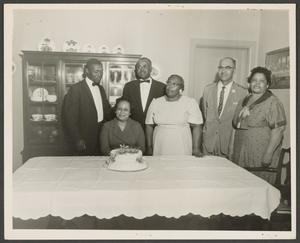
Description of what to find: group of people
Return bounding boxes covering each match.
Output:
[62,56,286,184]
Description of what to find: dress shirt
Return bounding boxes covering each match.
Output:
[140,77,152,111]
[85,77,103,122]
[217,80,233,117]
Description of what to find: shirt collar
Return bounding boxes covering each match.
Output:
[85,76,98,87]
[218,80,233,90]
[139,77,152,85]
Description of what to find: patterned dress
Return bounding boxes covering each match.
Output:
[232,91,286,184]
[145,95,203,155]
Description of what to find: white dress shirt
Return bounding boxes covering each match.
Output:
[217,81,233,117]
[85,77,103,122]
[140,77,152,111]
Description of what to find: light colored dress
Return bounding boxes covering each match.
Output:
[232,91,286,184]
[145,95,203,155]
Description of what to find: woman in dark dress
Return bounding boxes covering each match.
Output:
[100,99,145,155]
[230,67,286,184]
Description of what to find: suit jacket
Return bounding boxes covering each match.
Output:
[201,81,248,156]
[100,118,145,155]
[118,79,166,128]
[62,79,113,155]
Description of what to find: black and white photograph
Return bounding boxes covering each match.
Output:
[3,3,296,240]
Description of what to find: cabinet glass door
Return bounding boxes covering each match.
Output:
[64,63,84,95]
[108,63,136,106]
[26,61,60,145]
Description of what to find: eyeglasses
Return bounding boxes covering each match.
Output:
[218,66,234,70]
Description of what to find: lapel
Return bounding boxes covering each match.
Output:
[212,83,219,118]
[219,82,237,119]
[132,80,143,113]
[82,79,97,114]
[145,80,156,113]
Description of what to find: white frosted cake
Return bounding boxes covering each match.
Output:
[107,146,148,172]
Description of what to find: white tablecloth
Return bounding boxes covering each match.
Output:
[13,155,280,220]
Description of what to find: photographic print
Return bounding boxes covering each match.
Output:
[4,3,296,240]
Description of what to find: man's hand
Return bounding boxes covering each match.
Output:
[146,146,153,156]
[76,139,87,152]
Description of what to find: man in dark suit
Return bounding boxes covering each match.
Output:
[119,57,165,129]
[62,58,112,155]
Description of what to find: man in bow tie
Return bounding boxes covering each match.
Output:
[117,57,165,131]
[62,58,112,155]
[201,57,247,158]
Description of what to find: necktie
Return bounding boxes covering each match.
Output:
[218,86,226,117]
[92,82,100,87]
[140,79,150,83]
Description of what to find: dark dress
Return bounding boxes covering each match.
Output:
[100,118,145,155]
[232,91,286,184]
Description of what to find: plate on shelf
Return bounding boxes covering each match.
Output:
[38,37,55,52]
[46,95,57,102]
[98,45,110,54]
[63,39,80,52]
[31,88,48,101]
[82,43,96,53]
[30,118,44,122]
[112,45,124,54]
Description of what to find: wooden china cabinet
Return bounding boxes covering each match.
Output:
[21,50,141,162]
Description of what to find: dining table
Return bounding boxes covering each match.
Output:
[13,155,281,230]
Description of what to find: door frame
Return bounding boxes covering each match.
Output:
[188,39,257,99]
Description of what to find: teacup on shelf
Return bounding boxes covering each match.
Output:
[31,114,43,121]
[44,114,56,121]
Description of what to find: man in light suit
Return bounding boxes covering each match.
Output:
[62,58,113,155]
[201,57,248,158]
[118,57,166,130]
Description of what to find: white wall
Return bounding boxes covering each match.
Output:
[12,9,289,170]
[258,10,290,148]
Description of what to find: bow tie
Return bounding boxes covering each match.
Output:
[92,82,100,87]
[140,79,150,83]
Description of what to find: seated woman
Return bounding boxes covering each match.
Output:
[145,74,203,156]
[100,99,145,155]
[230,67,286,184]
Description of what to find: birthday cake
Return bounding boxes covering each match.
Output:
[106,146,147,172]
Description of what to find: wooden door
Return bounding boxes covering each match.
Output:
[189,39,256,103]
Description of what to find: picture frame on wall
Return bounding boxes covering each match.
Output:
[265,47,290,89]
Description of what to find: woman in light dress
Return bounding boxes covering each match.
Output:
[145,74,203,156]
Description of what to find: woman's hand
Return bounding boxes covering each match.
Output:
[262,152,273,167]
[239,106,250,119]
[227,146,234,161]
[192,147,203,157]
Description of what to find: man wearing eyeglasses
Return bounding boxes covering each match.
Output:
[201,57,248,158]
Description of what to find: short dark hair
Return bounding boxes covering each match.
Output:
[82,58,103,78]
[115,98,131,110]
[247,66,272,86]
[136,57,152,67]
[167,74,185,91]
